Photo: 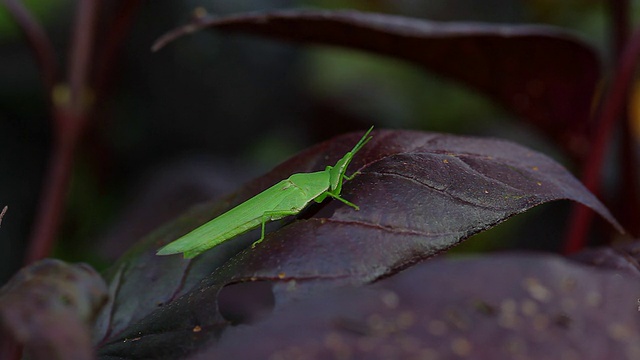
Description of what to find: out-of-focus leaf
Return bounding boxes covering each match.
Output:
[190,253,640,359]
[571,241,640,277]
[0,259,108,360]
[96,129,622,359]
[154,10,601,159]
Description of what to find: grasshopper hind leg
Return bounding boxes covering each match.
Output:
[251,209,299,248]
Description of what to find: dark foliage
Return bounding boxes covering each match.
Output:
[0,3,637,360]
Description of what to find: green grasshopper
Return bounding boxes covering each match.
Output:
[157,127,373,258]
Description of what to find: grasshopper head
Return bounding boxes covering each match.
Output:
[329,126,373,193]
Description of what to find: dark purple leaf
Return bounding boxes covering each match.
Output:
[571,241,640,277]
[96,129,622,359]
[191,253,640,359]
[154,10,600,159]
[0,259,108,360]
[92,219,245,348]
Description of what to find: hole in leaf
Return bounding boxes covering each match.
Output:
[218,281,275,325]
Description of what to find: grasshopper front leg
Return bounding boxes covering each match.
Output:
[324,191,359,210]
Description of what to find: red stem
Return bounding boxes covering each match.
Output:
[3,1,102,358]
[610,0,629,57]
[25,0,99,263]
[619,109,640,237]
[68,0,99,112]
[24,110,80,263]
[93,0,143,99]
[562,26,640,253]
[611,0,640,237]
